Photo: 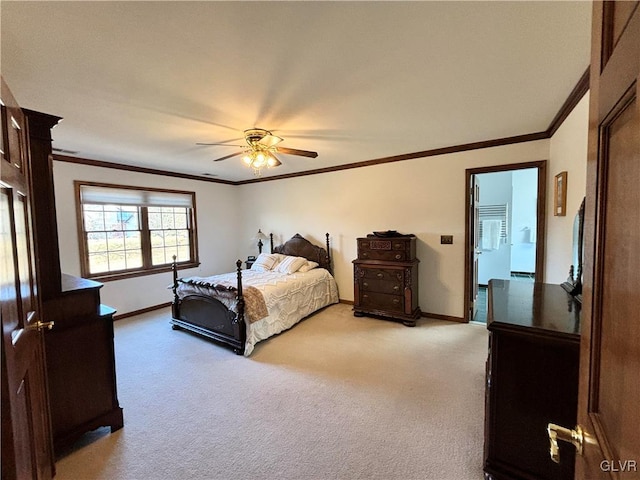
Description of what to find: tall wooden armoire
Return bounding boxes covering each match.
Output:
[23,108,124,456]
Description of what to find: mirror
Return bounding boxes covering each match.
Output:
[561,197,585,302]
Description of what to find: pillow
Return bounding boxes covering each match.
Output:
[270,253,286,265]
[275,255,308,274]
[251,253,279,272]
[297,261,319,273]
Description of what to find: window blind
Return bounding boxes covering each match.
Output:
[80,185,193,208]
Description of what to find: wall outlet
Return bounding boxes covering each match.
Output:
[441,235,453,245]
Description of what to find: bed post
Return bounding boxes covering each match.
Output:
[234,259,247,354]
[270,233,274,253]
[171,255,180,317]
[325,232,332,273]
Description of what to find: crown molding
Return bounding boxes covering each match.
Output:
[237,131,549,184]
[546,66,590,137]
[52,154,237,185]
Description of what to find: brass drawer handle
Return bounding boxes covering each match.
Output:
[395,254,402,260]
[393,299,400,304]
[362,252,368,257]
[393,286,400,291]
[363,282,369,287]
[377,273,384,278]
[363,294,369,299]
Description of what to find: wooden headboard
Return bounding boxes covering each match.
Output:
[271,233,332,273]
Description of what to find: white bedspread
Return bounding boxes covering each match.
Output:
[179,268,339,356]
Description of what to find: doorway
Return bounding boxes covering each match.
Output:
[464,161,547,323]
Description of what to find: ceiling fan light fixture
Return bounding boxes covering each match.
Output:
[203,127,317,175]
[241,149,280,176]
[253,152,266,167]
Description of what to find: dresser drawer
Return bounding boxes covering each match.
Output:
[357,237,416,261]
[360,291,404,313]
[359,267,404,294]
[361,266,404,282]
[361,277,403,295]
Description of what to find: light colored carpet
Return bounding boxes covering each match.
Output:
[55,303,488,480]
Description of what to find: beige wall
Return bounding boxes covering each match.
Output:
[547,93,590,283]
[53,161,240,314]
[238,140,550,319]
[52,95,588,317]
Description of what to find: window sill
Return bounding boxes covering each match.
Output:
[84,261,200,283]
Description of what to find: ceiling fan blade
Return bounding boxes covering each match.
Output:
[212,151,244,162]
[257,134,283,148]
[268,153,282,167]
[275,146,318,158]
[197,143,245,147]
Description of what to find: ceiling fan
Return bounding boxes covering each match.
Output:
[197,128,318,175]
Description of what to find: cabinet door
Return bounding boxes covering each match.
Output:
[485,331,578,480]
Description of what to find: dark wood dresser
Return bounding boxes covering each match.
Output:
[353,234,420,326]
[44,275,123,455]
[484,280,580,480]
[23,109,123,456]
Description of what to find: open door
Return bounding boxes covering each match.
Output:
[464,161,546,322]
[470,179,481,321]
[547,2,640,478]
[1,78,55,479]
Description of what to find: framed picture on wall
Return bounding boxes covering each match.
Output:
[554,171,567,216]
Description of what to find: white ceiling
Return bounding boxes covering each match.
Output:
[1,1,592,182]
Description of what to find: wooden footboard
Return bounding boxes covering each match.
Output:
[170,258,247,355]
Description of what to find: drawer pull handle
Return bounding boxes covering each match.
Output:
[377,273,384,278]
[393,299,400,304]
[395,254,402,259]
[363,282,369,287]
[363,294,368,299]
[393,286,400,291]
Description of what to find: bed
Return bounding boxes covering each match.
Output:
[170,233,339,355]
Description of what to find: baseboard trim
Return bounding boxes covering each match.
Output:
[421,311,466,323]
[340,302,465,323]
[114,302,172,320]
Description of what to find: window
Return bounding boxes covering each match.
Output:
[76,182,198,281]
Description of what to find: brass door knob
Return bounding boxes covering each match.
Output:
[28,320,55,331]
[547,423,583,463]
